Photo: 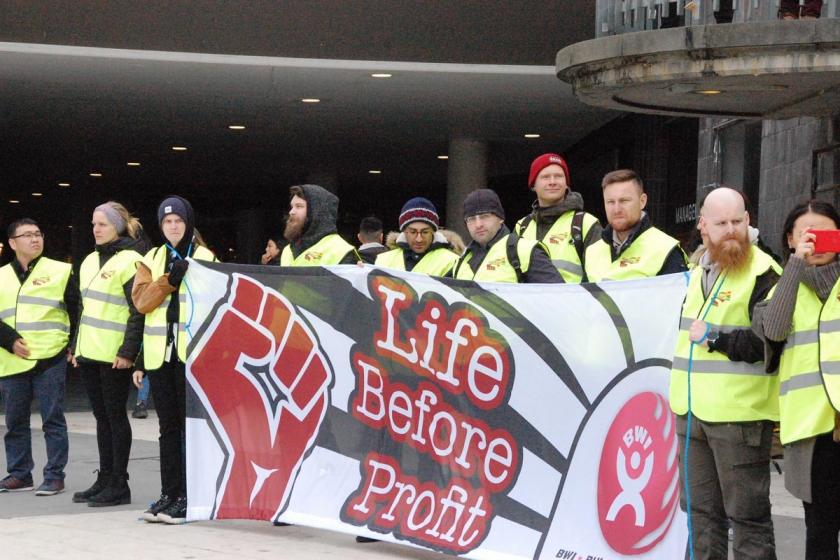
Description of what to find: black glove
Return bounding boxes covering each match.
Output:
[167,259,189,287]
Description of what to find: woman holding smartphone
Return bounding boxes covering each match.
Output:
[754,200,840,560]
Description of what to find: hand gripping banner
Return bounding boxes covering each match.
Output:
[184,261,689,559]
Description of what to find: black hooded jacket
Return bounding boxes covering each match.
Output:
[288,184,357,264]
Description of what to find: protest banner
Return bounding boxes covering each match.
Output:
[184,261,688,559]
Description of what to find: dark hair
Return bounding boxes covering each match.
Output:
[781,199,840,261]
[7,218,39,239]
[289,185,304,200]
[602,169,644,192]
[359,216,383,235]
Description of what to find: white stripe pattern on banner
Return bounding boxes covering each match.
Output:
[80,316,125,332]
[779,371,824,396]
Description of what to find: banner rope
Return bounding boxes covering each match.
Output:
[684,272,726,560]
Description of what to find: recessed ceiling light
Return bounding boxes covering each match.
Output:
[89,172,103,177]
[127,162,141,167]
[371,73,392,78]
[58,182,70,187]
[32,192,43,197]
[228,125,246,130]
[9,199,20,204]
[369,170,382,174]
[300,98,321,103]
[524,133,541,139]
[695,89,723,95]
[437,155,449,160]
[172,146,188,151]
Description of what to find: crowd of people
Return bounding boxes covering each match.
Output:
[1,152,839,559]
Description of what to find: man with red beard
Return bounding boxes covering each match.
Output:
[279,184,359,266]
[670,187,781,560]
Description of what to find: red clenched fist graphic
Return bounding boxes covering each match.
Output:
[190,274,332,521]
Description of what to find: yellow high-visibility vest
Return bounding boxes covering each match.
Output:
[820,277,840,412]
[771,282,835,444]
[280,234,357,266]
[75,249,142,363]
[515,210,599,283]
[0,258,72,377]
[670,246,782,421]
[375,246,459,277]
[585,226,685,282]
[453,234,538,283]
[141,245,216,371]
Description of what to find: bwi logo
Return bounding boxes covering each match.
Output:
[304,251,324,262]
[100,270,115,280]
[31,276,51,286]
[548,233,568,245]
[619,256,641,268]
[712,290,732,306]
[597,392,679,555]
[485,257,507,271]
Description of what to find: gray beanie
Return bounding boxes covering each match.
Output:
[463,188,505,220]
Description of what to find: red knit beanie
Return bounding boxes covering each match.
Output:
[528,153,571,189]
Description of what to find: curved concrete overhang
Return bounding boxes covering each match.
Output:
[556,19,840,119]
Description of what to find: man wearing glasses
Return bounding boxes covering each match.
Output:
[375,197,459,276]
[0,219,78,496]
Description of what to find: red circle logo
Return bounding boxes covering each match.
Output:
[597,392,679,555]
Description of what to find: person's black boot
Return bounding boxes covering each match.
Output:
[87,473,131,507]
[72,470,109,503]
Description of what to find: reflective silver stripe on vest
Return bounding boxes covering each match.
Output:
[17,295,65,309]
[671,356,766,376]
[822,319,840,334]
[823,361,840,375]
[0,308,14,320]
[156,293,188,309]
[80,316,125,333]
[552,259,583,276]
[779,371,824,396]
[787,329,819,348]
[15,321,70,332]
[679,317,748,333]
[144,325,168,336]
[82,289,127,306]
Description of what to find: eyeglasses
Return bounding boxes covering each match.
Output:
[12,231,44,240]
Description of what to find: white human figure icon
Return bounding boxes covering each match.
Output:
[606,447,654,527]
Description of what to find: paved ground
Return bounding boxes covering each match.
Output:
[0,375,810,559]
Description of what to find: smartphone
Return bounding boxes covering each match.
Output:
[810,229,840,254]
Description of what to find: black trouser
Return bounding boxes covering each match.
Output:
[804,433,840,560]
[147,360,186,498]
[79,361,133,475]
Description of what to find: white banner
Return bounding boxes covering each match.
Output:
[183,262,689,559]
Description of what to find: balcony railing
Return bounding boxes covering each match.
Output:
[597,0,840,36]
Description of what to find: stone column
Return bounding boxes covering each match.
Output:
[445,138,488,239]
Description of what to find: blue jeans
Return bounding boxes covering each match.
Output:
[0,356,69,481]
[137,375,150,403]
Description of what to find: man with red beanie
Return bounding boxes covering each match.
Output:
[515,153,602,283]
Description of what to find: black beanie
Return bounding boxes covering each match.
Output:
[463,188,505,220]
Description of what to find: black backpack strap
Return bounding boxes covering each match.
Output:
[515,214,533,236]
[571,210,588,283]
[506,233,524,283]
